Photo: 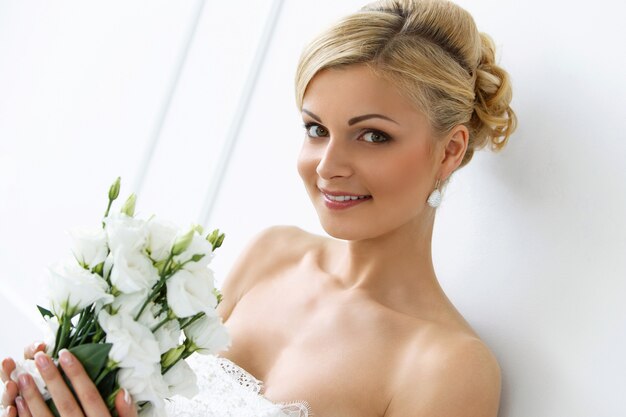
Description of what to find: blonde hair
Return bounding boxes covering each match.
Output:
[295,0,517,169]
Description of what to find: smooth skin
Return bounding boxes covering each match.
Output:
[1,343,136,417]
[216,64,501,417]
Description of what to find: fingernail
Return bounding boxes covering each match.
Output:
[6,405,16,417]
[123,388,131,404]
[17,374,29,389]
[15,397,25,414]
[34,352,49,370]
[32,342,43,352]
[59,349,74,366]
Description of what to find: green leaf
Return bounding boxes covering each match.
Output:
[37,305,53,319]
[190,253,205,262]
[69,343,112,381]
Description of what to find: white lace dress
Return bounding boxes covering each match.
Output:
[165,354,311,417]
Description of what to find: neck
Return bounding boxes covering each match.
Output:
[327,214,446,313]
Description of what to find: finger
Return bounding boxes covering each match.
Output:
[16,374,52,417]
[114,389,137,417]
[33,352,83,417]
[2,380,18,407]
[1,358,16,383]
[15,396,31,417]
[57,349,109,417]
[3,404,17,417]
[23,343,45,360]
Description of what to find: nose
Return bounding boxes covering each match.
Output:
[315,136,353,180]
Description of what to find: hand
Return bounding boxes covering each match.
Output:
[14,349,137,417]
[2,342,46,417]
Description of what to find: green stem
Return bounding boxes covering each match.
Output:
[102,200,114,229]
[94,367,112,386]
[53,317,72,358]
[151,316,170,333]
[68,308,91,348]
[179,312,205,330]
[77,316,98,345]
[135,253,176,321]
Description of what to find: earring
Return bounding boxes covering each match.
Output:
[427,179,442,208]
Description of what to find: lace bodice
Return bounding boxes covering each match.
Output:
[165,354,310,417]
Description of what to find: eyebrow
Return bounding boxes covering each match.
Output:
[302,109,399,126]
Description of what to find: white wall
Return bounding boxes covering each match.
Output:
[1,1,624,416]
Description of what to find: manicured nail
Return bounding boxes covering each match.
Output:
[59,349,74,366]
[6,405,16,417]
[17,374,30,389]
[34,352,49,370]
[32,342,43,352]
[123,388,131,404]
[15,397,25,414]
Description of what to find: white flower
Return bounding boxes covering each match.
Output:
[47,261,113,317]
[137,401,168,417]
[166,268,217,318]
[163,359,198,399]
[11,360,50,400]
[174,233,214,271]
[111,290,149,318]
[110,248,159,294]
[42,316,59,356]
[132,302,181,354]
[103,213,148,254]
[145,218,178,262]
[154,318,181,354]
[97,311,160,377]
[103,252,114,280]
[118,364,168,411]
[184,315,230,355]
[67,228,108,268]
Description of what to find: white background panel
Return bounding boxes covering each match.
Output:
[1,1,625,416]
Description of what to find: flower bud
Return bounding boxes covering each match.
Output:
[192,224,204,235]
[121,193,136,217]
[108,177,121,201]
[171,229,195,256]
[161,345,185,369]
[206,229,225,250]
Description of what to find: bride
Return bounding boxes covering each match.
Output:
[1,0,516,416]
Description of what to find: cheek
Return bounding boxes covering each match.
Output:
[373,145,433,201]
[297,144,316,184]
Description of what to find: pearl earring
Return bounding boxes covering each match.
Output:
[427,179,442,208]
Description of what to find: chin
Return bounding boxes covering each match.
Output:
[316,215,385,242]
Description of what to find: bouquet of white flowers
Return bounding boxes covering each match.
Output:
[10,177,230,417]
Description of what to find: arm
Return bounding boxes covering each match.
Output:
[384,337,501,417]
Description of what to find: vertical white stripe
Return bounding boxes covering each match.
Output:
[198,0,286,229]
[132,0,209,196]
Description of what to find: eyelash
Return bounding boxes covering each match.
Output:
[302,122,392,144]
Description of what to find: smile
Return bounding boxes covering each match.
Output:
[319,188,372,210]
[324,194,370,202]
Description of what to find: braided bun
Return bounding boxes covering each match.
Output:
[464,32,517,167]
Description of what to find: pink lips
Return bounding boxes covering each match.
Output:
[319,188,372,210]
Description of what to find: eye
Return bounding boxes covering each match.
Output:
[361,130,390,143]
[304,123,329,138]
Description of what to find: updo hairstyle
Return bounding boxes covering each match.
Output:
[295,0,517,172]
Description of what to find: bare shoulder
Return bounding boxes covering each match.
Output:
[385,328,501,417]
[216,225,320,321]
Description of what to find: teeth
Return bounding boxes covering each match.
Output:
[325,194,369,202]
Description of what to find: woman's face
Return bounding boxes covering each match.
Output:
[297,64,443,241]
